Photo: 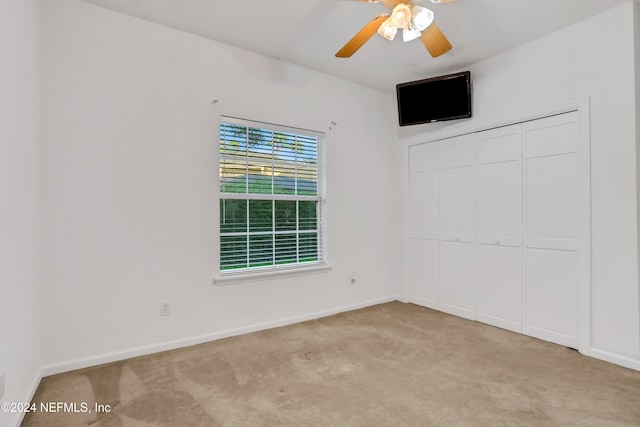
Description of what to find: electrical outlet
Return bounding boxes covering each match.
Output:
[160,302,171,317]
[0,372,5,399]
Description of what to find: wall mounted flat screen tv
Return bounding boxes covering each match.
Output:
[396,71,472,126]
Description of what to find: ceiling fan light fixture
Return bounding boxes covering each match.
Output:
[378,18,398,41]
[411,6,434,31]
[389,4,412,28]
[402,24,421,42]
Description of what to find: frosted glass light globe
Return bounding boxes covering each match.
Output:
[378,18,398,41]
[412,6,434,31]
[389,4,412,28]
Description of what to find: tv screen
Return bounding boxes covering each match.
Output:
[396,71,472,126]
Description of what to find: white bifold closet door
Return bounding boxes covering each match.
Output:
[475,124,523,333]
[438,134,475,320]
[405,110,586,350]
[407,143,439,308]
[523,112,581,349]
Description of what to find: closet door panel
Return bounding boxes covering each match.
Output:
[407,143,439,306]
[477,244,522,332]
[476,124,521,164]
[409,170,438,239]
[523,112,581,349]
[407,238,439,306]
[476,124,523,332]
[477,160,522,238]
[524,248,579,346]
[438,134,475,319]
[526,153,579,242]
[524,113,577,157]
[439,134,474,169]
[410,143,438,172]
[440,166,475,236]
[439,241,475,319]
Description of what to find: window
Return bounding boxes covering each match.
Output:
[218,117,326,278]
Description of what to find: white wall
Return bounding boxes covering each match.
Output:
[0,0,42,425]
[40,0,401,370]
[635,0,640,354]
[401,1,640,368]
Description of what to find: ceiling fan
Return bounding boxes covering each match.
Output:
[336,0,454,59]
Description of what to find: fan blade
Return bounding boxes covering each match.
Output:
[419,22,452,57]
[335,14,387,58]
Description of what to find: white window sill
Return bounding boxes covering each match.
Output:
[213,263,332,286]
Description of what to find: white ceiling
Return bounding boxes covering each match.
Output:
[81,0,629,93]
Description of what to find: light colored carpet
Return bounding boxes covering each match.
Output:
[23,302,640,426]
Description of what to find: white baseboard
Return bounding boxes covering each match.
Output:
[41,295,401,377]
[408,295,439,310]
[12,369,44,427]
[590,348,640,371]
[438,303,475,321]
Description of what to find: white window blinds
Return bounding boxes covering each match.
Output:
[219,117,326,273]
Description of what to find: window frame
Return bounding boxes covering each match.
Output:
[214,116,329,285]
